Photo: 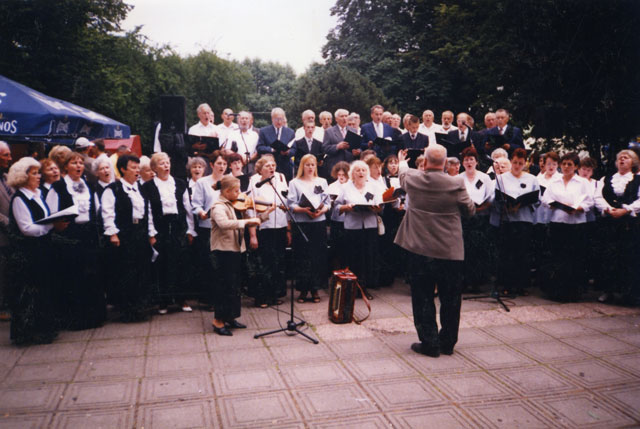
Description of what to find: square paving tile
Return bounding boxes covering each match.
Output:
[292,384,377,420]
[0,414,52,428]
[511,340,590,363]
[84,337,147,359]
[404,351,479,374]
[609,331,640,347]
[387,406,479,428]
[145,352,210,377]
[58,380,137,410]
[537,393,636,427]
[205,329,265,351]
[280,361,354,388]
[314,323,374,341]
[562,334,637,356]
[270,343,335,365]
[429,372,514,403]
[344,355,417,381]
[482,324,553,344]
[552,359,636,388]
[328,337,393,359]
[361,377,446,411]
[218,391,301,428]
[210,347,275,370]
[18,342,87,365]
[376,333,417,354]
[51,408,133,429]
[147,333,206,356]
[149,316,205,336]
[602,352,640,377]
[460,345,537,369]
[456,327,503,348]
[491,366,578,397]
[529,319,600,338]
[137,399,218,429]
[307,414,391,429]
[574,316,634,333]
[465,399,556,428]
[139,374,213,403]
[260,329,321,347]
[92,321,150,340]
[75,356,144,381]
[0,384,64,413]
[55,329,94,343]
[251,310,291,329]
[213,366,286,396]
[365,317,416,335]
[0,347,24,369]
[2,361,78,387]
[596,384,640,420]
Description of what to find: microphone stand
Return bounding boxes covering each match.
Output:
[463,163,512,312]
[254,176,318,344]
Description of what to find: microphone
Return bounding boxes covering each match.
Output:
[255,175,275,188]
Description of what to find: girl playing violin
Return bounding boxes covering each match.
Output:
[210,176,261,336]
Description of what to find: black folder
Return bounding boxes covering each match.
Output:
[187,135,219,155]
[299,193,321,212]
[406,149,424,169]
[271,139,289,153]
[345,130,362,151]
[495,189,539,207]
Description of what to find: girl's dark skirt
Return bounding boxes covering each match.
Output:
[212,250,242,322]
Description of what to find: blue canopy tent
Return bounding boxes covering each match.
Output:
[0,74,130,144]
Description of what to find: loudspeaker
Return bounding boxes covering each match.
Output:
[160,95,186,134]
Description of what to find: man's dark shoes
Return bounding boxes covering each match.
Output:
[440,346,454,355]
[411,342,440,358]
[226,320,246,329]
[213,325,233,336]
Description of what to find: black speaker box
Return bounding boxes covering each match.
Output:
[160,95,186,134]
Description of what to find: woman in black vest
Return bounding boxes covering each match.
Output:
[594,149,640,305]
[101,154,152,322]
[143,152,196,314]
[46,152,105,330]
[7,157,67,344]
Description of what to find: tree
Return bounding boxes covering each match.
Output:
[286,63,391,129]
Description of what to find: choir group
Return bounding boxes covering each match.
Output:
[2,103,639,345]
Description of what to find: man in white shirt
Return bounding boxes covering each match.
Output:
[294,109,324,141]
[188,103,218,137]
[223,111,259,174]
[319,111,333,130]
[482,112,497,133]
[418,110,440,145]
[440,110,458,133]
[216,108,239,147]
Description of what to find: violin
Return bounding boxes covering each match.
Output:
[230,193,274,213]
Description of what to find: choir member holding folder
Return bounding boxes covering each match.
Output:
[336,160,383,300]
[540,152,593,301]
[7,157,66,344]
[459,147,494,291]
[287,154,329,303]
[47,152,105,330]
[491,148,540,296]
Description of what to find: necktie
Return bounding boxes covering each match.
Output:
[499,127,504,135]
[460,132,466,142]
[275,127,281,140]
[341,128,346,139]
[1,175,13,197]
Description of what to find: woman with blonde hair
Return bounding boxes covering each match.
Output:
[48,145,72,173]
[288,154,330,303]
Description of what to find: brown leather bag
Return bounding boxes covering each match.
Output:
[328,268,371,324]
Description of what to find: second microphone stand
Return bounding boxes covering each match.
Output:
[253,176,319,344]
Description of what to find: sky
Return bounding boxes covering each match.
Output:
[121,0,339,75]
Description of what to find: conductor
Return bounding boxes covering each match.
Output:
[395,144,475,357]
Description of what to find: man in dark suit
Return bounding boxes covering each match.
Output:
[446,112,484,159]
[360,104,395,157]
[0,141,12,321]
[322,108,359,180]
[485,108,524,154]
[257,107,295,181]
[399,115,429,150]
[395,144,475,357]
[292,121,324,175]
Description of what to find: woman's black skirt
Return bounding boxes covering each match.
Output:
[292,221,327,292]
[345,227,379,290]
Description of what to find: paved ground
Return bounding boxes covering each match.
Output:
[0,281,639,428]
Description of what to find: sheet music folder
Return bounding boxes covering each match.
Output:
[35,205,79,225]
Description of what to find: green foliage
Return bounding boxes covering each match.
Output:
[286,63,391,129]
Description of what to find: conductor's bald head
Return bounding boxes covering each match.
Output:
[425,144,447,170]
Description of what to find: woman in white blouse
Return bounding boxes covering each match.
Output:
[288,154,330,303]
[594,149,640,304]
[143,152,196,314]
[327,162,350,270]
[248,155,288,307]
[336,160,383,300]
[459,147,494,292]
[540,152,593,301]
[491,148,540,296]
[191,151,227,309]
[38,158,60,200]
[7,157,67,344]
[46,152,105,330]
